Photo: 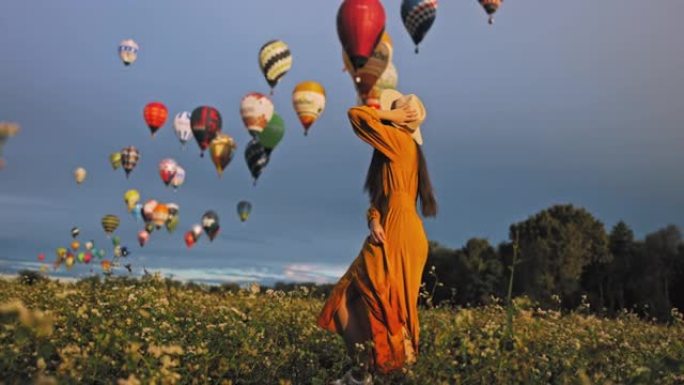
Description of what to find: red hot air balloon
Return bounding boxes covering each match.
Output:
[190,106,222,157]
[337,0,386,71]
[143,102,168,136]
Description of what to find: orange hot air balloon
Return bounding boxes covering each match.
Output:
[292,81,326,135]
[143,102,168,136]
[152,204,170,229]
[479,0,502,24]
[71,241,80,251]
[209,134,237,177]
[101,259,112,273]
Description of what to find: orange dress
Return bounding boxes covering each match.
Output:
[317,106,429,373]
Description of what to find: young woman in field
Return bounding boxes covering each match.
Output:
[317,89,437,385]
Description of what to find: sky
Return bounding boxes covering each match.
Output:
[0,0,683,284]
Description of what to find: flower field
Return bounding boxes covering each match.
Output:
[1,275,683,385]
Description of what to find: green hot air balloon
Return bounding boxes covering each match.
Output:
[101,215,120,236]
[257,113,285,151]
[237,201,252,222]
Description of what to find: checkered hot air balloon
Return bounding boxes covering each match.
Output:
[118,39,139,66]
[245,138,270,186]
[401,0,438,53]
[209,134,237,178]
[101,215,120,237]
[337,0,386,71]
[190,106,222,158]
[479,0,502,24]
[173,112,192,148]
[144,102,168,137]
[120,146,140,178]
[259,40,292,94]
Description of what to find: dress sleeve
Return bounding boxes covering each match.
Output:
[348,106,401,159]
[366,205,381,227]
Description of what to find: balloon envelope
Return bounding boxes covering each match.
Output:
[101,215,120,236]
[120,146,140,177]
[202,211,220,241]
[118,39,139,66]
[337,0,386,70]
[171,166,186,190]
[209,134,237,177]
[292,81,326,134]
[245,139,270,184]
[144,102,168,136]
[237,201,252,222]
[190,106,222,157]
[124,189,141,212]
[401,0,438,52]
[158,158,178,186]
[173,112,192,146]
[259,40,292,90]
[109,152,122,170]
[240,93,274,136]
[74,167,87,185]
[257,113,285,150]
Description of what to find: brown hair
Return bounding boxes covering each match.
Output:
[364,144,437,218]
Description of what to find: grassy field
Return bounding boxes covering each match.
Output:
[1,275,683,385]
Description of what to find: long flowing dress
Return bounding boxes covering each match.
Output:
[317,106,429,374]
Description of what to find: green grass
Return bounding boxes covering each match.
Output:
[0,275,683,385]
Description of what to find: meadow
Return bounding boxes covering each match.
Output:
[1,275,683,385]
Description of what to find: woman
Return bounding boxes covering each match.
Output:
[317,89,437,384]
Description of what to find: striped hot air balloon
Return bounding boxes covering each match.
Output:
[292,81,326,135]
[120,146,140,178]
[209,134,237,177]
[401,0,438,53]
[245,138,270,186]
[479,0,502,24]
[101,215,120,236]
[144,102,168,136]
[343,31,392,100]
[259,40,292,93]
[118,39,139,66]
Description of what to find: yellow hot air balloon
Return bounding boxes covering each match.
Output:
[124,189,140,212]
[292,81,326,135]
[101,215,120,236]
[74,167,87,185]
[259,40,293,93]
[109,152,122,170]
[343,32,393,102]
[209,134,237,177]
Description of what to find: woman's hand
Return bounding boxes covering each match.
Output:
[369,219,386,245]
[376,103,418,127]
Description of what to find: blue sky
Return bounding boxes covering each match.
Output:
[1,0,683,284]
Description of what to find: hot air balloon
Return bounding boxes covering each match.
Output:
[259,40,292,93]
[74,167,87,185]
[479,0,502,24]
[292,82,326,135]
[184,231,196,248]
[142,200,158,223]
[240,93,274,137]
[118,39,139,66]
[173,112,192,147]
[38,253,45,261]
[131,203,143,221]
[112,236,121,247]
[337,0,386,71]
[170,166,185,190]
[257,113,285,151]
[114,246,122,258]
[245,139,270,185]
[71,227,80,239]
[192,224,203,240]
[152,204,169,229]
[158,158,178,186]
[138,230,150,247]
[210,134,237,177]
[237,201,252,222]
[0,122,20,170]
[66,254,75,269]
[70,241,80,252]
[77,252,85,263]
[121,246,130,257]
[166,204,180,233]
[109,152,122,170]
[401,0,438,53]
[120,146,140,178]
[124,189,141,212]
[101,259,112,273]
[144,102,168,136]
[101,215,120,236]
[202,211,220,241]
[97,249,106,259]
[83,252,92,264]
[84,241,94,251]
[190,106,222,157]
[56,247,67,260]
[343,32,392,100]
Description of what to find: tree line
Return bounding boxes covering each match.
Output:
[421,204,684,321]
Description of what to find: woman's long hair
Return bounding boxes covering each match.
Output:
[364,144,437,218]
